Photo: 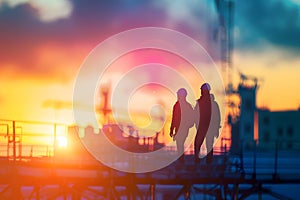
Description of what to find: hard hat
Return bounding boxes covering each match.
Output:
[200,83,211,91]
[177,88,187,97]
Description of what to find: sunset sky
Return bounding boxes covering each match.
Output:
[0,0,300,127]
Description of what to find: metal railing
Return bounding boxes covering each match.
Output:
[0,119,67,161]
[0,119,300,183]
[231,139,300,182]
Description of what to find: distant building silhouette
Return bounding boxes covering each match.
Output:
[228,73,258,153]
[230,73,300,152]
[257,109,300,150]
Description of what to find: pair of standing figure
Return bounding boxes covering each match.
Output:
[169,83,221,164]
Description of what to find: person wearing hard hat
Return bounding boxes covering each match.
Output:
[170,88,194,164]
[194,83,213,164]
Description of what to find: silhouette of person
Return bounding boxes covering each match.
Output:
[194,83,213,164]
[205,94,221,164]
[170,88,194,163]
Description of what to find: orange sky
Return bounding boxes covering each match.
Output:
[1,46,299,126]
[233,46,300,111]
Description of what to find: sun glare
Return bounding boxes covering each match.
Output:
[57,136,68,147]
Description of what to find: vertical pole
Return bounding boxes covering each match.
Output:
[7,124,9,157]
[234,184,239,200]
[53,124,57,157]
[273,140,278,179]
[30,145,33,158]
[13,121,16,163]
[19,128,22,159]
[223,183,227,200]
[253,140,257,179]
[150,184,155,200]
[203,184,207,200]
[258,183,262,200]
[240,140,244,173]
[221,138,224,153]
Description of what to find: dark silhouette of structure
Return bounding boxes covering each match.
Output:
[102,124,164,153]
[99,84,112,124]
[0,119,299,199]
[170,88,194,163]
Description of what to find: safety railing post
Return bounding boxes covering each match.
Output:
[240,140,244,174]
[13,120,16,163]
[253,140,257,179]
[273,140,279,180]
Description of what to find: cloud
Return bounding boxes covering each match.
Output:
[152,0,221,60]
[290,0,300,6]
[1,0,299,83]
[153,0,206,28]
[0,0,73,22]
[235,0,300,52]
[0,1,168,81]
[0,3,82,81]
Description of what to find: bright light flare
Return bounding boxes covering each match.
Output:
[57,135,68,147]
